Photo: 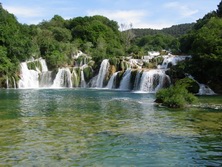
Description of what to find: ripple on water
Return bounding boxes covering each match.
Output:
[0,89,221,166]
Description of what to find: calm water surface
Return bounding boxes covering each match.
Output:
[0,89,221,166]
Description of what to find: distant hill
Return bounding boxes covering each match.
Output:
[132,23,195,38]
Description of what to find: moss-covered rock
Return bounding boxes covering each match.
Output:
[130,70,138,89]
[115,71,124,88]
[27,60,42,72]
[109,57,120,67]
[142,62,156,69]
[87,60,95,67]
[72,69,80,87]
[83,66,93,83]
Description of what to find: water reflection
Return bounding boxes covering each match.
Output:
[0,89,221,166]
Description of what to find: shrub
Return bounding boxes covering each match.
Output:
[27,61,42,71]
[155,78,198,108]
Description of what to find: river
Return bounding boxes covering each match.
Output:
[0,89,221,166]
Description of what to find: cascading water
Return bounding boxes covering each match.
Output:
[9,76,16,89]
[158,55,191,69]
[133,70,142,90]
[72,69,79,87]
[38,58,53,87]
[39,58,48,72]
[16,54,216,94]
[39,71,53,87]
[106,72,118,89]
[138,69,169,93]
[188,75,215,95]
[96,59,110,88]
[198,84,215,95]
[51,68,72,88]
[119,69,132,90]
[18,62,39,88]
[80,70,86,88]
[6,77,9,89]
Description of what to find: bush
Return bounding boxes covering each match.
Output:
[83,66,93,82]
[155,78,198,108]
[27,60,42,71]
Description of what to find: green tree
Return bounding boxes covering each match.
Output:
[217,0,222,17]
[156,78,198,108]
[46,50,68,69]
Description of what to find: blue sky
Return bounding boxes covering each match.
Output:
[1,0,220,29]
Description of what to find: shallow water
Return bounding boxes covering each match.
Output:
[0,89,221,166]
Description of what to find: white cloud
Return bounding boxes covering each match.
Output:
[4,6,44,18]
[88,9,147,23]
[87,9,173,29]
[164,1,198,17]
[138,22,173,30]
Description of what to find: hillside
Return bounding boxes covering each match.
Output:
[132,23,195,38]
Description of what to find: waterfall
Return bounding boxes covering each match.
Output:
[6,76,17,88]
[80,70,86,88]
[39,71,53,87]
[18,58,50,88]
[158,55,191,69]
[129,59,143,69]
[6,77,9,89]
[119,69,132,90]
[88,76,98,88]
[39,58,48,72]
[139,69,169,93]
[16,55,216,94]
[188,75,215,95]
[198,84,215,95]
[72,70,79,87]
[96,59,110,88]
[133,70,142,90]
[51,68,72,88]
[12,77,16,88]
[18,62,39,88]
[106,72,118,89]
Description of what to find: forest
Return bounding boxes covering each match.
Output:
[0,1,222,93]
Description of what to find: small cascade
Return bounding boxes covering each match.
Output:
[39,58,48,72]
[18,58,50,88]
[6,76,17,88]
[119,69,132,90]
[72,70,79,87]
[12,77,16,88]
[198,84,215,95]
[96,59,110,88]
[51,68,72,88]
[88,76,98,88]
[188,75,215,95]
[139,69,169,93]
[129,59,143,69]
[158,55,191,69]
[106,72,118,89]
[18,62,39,88]
[80,70,86,88]
[6,77,9,89]
[39,71,53,87]
[133,70,142,90]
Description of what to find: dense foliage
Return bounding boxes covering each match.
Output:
[0,4,34,86]
[127,24,194,56]
[133,34,180,54]
[156,78,198,108]
[132,23,194,38]
[179,1,222,93]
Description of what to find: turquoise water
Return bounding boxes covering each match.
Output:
[0,89,221,166]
